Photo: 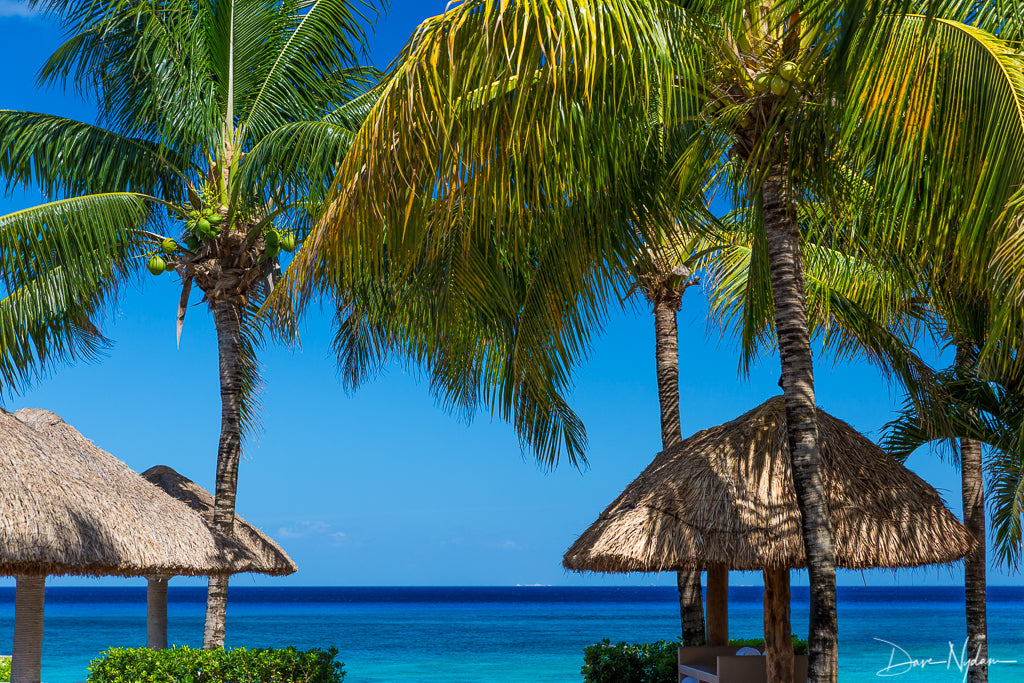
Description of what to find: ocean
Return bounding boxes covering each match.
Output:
[1,586,1021,683]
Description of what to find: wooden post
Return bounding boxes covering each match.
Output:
[763,567,794,683]
[706,565,729,646]
[147,575,170,650]
[12,575,45,683]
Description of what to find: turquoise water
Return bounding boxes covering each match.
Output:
[2,586,1022,682]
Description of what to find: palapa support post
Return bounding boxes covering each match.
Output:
[12,575,45,683]
[147,575,171,650]
[706,564,729,646]
[763,567,794,683]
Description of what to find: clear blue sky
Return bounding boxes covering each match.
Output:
[0,1,1012,588]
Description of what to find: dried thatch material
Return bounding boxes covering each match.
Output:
[142,465,296,576]
[564,397,973,573]
[5,408,257,577]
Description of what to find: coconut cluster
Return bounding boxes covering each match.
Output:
[753,61,799,97]
[147,206,299,279]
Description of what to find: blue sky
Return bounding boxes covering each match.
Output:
[0,1,1013,589]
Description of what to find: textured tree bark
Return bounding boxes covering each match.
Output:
[654,296,705,645]
[763,172,838,683]
[147,575,170,650]
[12,575,45,683]
[705,565,729,646]
[203,298,245,649]
[957,343,987,683]
[763,567,794,683]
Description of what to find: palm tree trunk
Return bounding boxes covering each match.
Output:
[147,575,170,650]
[12,575,45,683]
[762,173,838,683]
[956,343,987,683]
[654,297,705,646]
[203,298,246,649]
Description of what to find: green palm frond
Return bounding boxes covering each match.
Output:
[237,91,380,206]
[883,370,1024,567]
[0,268,112,396]
[240,0,376,142]
[843,17,1024,285]
[0,111,197,201]
[298,0,682,293]
[0,193,150,395]
[0,194,150,294]
[331,222,598,469]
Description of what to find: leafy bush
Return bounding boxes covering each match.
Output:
[581,636,809,683]
[0,654,10,682]
[87,646,345,683]
[581,639,677,683]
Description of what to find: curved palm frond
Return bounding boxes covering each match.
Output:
[0,193,151,395]
[239,0,377,143]
[0,111,198,202]
[843,17,1024,283]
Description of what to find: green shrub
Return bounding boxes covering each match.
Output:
[0,654,10,682]
[728,636,809,655]
[581,639,677,683]
[581,636,809,683]
[86,646,345,683]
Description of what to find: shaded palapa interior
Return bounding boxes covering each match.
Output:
[142,465,296,576]
[4,408,258,577]
[563,397,973,573]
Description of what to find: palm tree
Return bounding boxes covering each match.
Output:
[293,2,1024,679]
[0,0,376,647]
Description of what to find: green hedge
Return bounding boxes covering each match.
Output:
[0,654,9,682]
[86,646,345,683]
[581,637,808,683]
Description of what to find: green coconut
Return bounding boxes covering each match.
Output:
[280,233,297,252]
[207,213,224,225]
[202,208,213,217]
[753,74,772,93]
[778,61,799,82]
[265,244,281,259]
[164,261,176,274]
[770,75,789,96]
[264,229,281,249]
[197,219,213,236]
[161,238,178,253]
[147,255,166,275]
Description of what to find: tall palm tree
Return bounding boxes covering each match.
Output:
[0,0,376,647]
[293,2,1024,679]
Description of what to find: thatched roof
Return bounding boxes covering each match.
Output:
[1,408,259,577]
[142,465,296,577]
[563,397,973,573]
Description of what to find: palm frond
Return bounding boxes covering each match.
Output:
[0,111,197,202]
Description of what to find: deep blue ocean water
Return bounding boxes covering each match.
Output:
[1,586,1022,683]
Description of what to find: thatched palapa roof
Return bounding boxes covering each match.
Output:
[563,397,973,573]
[4,408,257,577]
[142,465,296,576]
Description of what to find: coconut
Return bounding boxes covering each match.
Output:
[779,61,799,82]
[147,255,166,275]
[164,261,176,274]
[208,214,224,226]
[264,230,281,249]
[753,74,772,93]
[770,75,789,96]
[265,245,281,259]
[161,238,178,253]
[280,233,297,252]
